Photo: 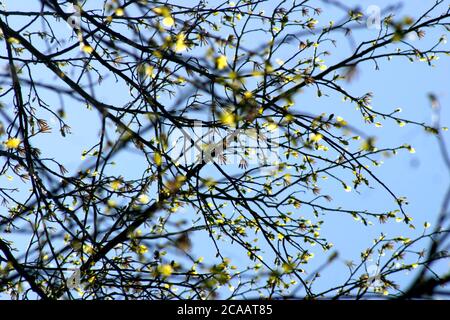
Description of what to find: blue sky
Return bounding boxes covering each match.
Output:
[284,0,450,295]
[1,0,449,298]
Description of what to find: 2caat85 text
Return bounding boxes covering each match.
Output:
[177,304,273,318]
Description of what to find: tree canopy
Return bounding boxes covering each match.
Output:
[0,0,449,300]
